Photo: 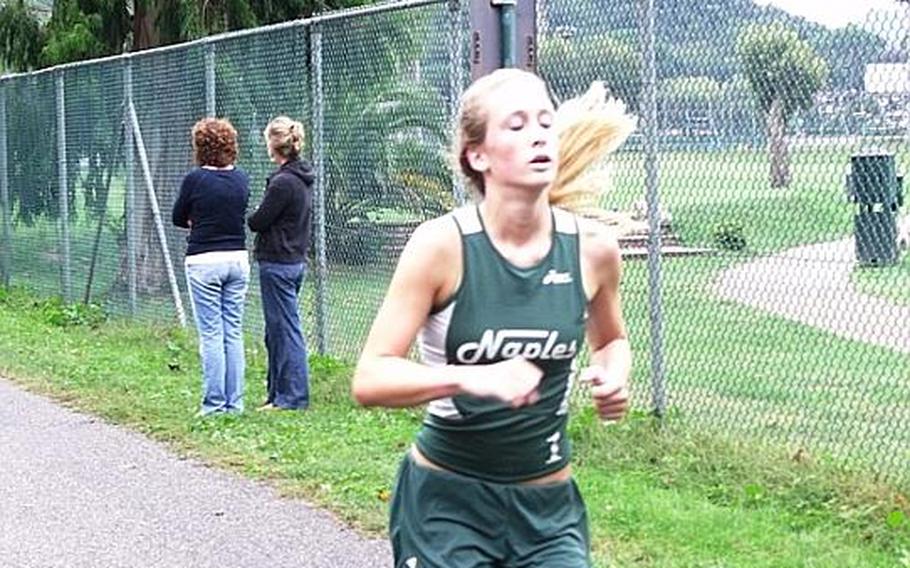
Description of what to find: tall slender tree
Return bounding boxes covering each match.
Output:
[737,22,828,188]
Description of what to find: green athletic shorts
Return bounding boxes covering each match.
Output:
[389,453,590,568]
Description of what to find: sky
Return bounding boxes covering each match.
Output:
[753,0,905,29]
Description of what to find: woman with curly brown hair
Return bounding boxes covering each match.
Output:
[172,117,251,416]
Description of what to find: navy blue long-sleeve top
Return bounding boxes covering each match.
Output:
[172,167,250,256]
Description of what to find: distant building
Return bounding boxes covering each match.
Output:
[861,63,910,136]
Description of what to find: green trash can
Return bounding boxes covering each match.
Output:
[847,153,904,266]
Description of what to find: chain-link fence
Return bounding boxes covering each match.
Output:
[0,0,908,483]
[538,0,910,481]
[0,0,461,342]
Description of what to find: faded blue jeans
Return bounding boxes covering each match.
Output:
[185,256,250,415]
[259,261,309,409]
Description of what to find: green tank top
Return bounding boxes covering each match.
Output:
[415,206,588,483]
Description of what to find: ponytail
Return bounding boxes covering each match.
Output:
[549,82,637,215]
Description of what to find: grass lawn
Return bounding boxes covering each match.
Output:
[621,256,910,478]
[2,146,908,565]
[6,145,906,329]
[852,252,910,307]
[610,146,910,252]
[289,254,910,483]
[7,146,903,481]
[0,286,908,567]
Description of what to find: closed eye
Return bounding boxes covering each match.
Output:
[508,115,526,130]
[539,111,553,129]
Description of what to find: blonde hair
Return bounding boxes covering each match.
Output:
[453,70,636,212]
[264,116,304,160]
[550,81,637,214]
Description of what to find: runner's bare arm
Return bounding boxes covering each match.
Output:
[579,220,632,421]
[353,217,543,408]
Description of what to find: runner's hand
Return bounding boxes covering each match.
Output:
[458,358,543,408]
[580,365,629,422]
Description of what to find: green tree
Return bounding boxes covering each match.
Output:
[539,32,641,110]
[140,0,375,47]
[737,22,828,187]
[0,0,44,70]
[2,0,389,298]
[825,25,886,91]
[317,11,453,264]
[249,0,373,26]
[661,75,722,138]
[663,76,722,106]
[718,73,762,144]
[1,0,379,70]
[40,0,109,65]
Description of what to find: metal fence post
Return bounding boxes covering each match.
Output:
[56,72,72,302]
[0,81,9,288]
[310,24,329,355]
[205,42,216,117]
[492,0,517,68]
[448,0,466,205]
[124,59,137,315]
[642,0,666,417]
[127,101,186,328]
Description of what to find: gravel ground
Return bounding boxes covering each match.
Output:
[0,378,393,568]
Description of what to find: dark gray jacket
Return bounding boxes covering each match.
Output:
[247,158,314,264]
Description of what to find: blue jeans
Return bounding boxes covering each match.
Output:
[186,259,250,415]
[259,261,309,409]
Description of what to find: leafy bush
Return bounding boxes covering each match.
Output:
[38,296,107,328]
[713,222,748,252]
